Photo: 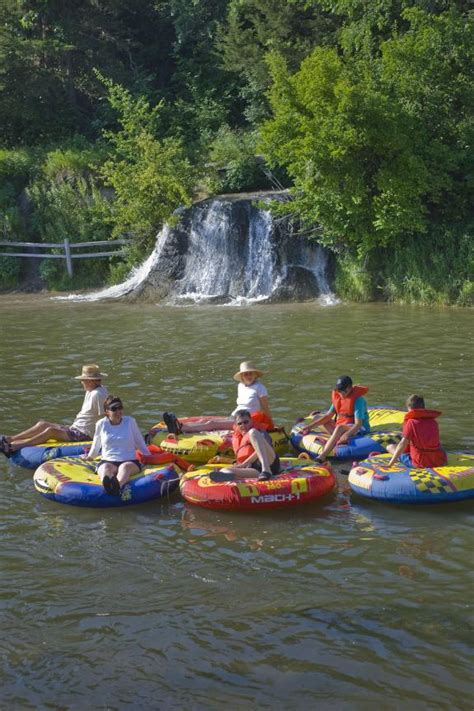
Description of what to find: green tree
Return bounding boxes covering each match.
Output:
[216,0,340,124]
[260,7,473,253]
[0,0,175,145]
[98,74,195,256]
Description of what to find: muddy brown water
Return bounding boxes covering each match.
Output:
[0,295,472,709]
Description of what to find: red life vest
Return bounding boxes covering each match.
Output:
[403,409,447,468]
[331,385,369,425]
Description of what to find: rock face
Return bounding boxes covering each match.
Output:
[73,191,335,304]
[126,192,334,304]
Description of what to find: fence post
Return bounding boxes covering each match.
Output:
[64,238,73,277]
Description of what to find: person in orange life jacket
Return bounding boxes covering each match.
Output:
[301,375,370,463]
[386,394,447,468]
[219,409,280,481]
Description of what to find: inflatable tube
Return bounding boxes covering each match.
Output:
[348,452,474,504]
[290,407,405,460]
[11,441,90,469]
[33,456,181,508]
[179,457,336,510]
[148,415,290,463]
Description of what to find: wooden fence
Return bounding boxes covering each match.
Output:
[0,238,131,277]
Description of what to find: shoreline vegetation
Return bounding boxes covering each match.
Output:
[0,2,472,306]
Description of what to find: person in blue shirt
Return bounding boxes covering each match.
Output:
[301,376,370,462]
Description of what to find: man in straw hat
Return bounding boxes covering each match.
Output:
[0,364,108,457]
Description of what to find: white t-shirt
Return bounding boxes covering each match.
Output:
[232,380,268,416]
[71,385,108,437]
[88,415,149,461]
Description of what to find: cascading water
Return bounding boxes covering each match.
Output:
[56,193,338,304]
[173,200,276,303]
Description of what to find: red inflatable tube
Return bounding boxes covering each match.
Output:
[137,444,192,472]
[180,458,336,511]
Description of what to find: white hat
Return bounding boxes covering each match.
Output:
[74,364,108,380]
[233,361,264,382]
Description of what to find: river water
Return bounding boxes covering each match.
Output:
[0,295,472,709]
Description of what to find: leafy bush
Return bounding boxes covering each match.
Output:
[28,173,113,290]
[0,148,36,193]
[207,126,269,193]
[334,252,376,302]
[40,136,106,181]
[97,74,195,256]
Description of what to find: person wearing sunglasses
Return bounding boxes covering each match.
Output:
[83,395,150,496]
[219,409,280,481]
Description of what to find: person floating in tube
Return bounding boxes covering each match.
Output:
[0,364,108,457]
[162,360,273,435]
[300,375,370,463]
[216,409,280,481]
[82,395,150,496]
[386,394,447,468]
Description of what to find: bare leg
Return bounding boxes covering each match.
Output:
[386,444,397,454]
[116,461,140,488]
[318,424,352,460]
[181,418,234,433]
[248,429,276,471]
[97,462,122,495]
[220,429,277,479]
[9,425,72,452]
[8,420,63,443]
[220,466,262,480]
[97,462,118,484]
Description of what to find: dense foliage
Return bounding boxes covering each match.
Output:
[0,0,472,303]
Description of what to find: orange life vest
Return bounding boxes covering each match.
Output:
[232,430,255,464]
[232,415,272,464]
[331,385,369,425]
[251,410,274,430]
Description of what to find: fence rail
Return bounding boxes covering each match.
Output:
[0,238,131,277]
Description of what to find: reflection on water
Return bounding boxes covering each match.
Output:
[0,295,472,709]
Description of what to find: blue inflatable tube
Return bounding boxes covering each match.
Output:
[290,407,405,460]
[348,452,474,504]
[33,457,180,507]
[11,442,88,469]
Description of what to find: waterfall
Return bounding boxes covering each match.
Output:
[56,193,338,304]
[173,201,276,303]
[54,226,170,302]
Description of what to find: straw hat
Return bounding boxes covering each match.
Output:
[233,361,264,382]
[74,364,108,380]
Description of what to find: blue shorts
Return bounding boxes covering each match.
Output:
[400,453,413,467]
